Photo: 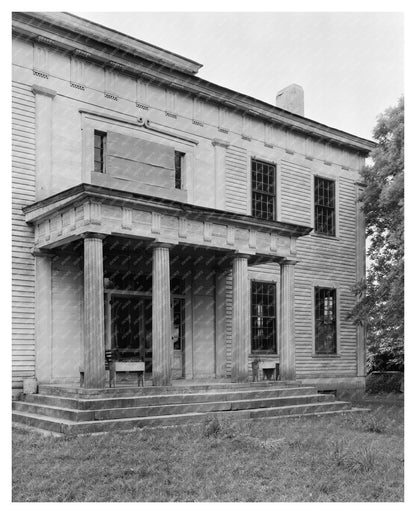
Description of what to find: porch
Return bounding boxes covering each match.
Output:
[23,184,311,389]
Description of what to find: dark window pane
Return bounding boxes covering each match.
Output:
[175,151,185,189]
[251,281,276,353]
[94,131,106,173]
[314,177,335,235]
[315,287,337,354]
[251,159,276,220]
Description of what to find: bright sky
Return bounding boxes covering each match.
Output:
[73,11,403,141]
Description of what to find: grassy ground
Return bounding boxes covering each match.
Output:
[12,396,404,502]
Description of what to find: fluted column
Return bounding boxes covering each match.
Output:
[83,234,106,388]
[279,259,297,381]
[231,254,250,382]
[152,244,172,386]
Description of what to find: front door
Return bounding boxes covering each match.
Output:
[111,295,152,373]
[172,297,185,379]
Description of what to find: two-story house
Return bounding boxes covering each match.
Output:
[12,12,375,405]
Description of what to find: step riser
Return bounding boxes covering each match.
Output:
[13,394,335,421]
[25,387,319,410]
[37,381,301,398]
[12,402,352,435]
[92,395,336,420]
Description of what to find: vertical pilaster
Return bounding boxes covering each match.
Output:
[215,269,227,378]
[152,244,172,386]
[279,259,297,381]
[34,251,53,383]
[231,254,250,382]
[31,85,56,200]
[83,234,106,388]
[212,139,230,210]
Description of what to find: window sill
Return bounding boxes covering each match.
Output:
[311,354,341,358]
[309,232,340,242]
[249,353,278,358]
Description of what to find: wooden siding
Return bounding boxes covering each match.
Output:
[225,145,247,214]
[294,174,358,377]
[279,159,311,225]
[12,82,36,391]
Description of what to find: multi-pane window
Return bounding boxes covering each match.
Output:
[94,131,107,173]
[314,177,335,236]
[315,287,337,354]
[251,281,277,353]
[251,159,276,220]
[174,151,185,189]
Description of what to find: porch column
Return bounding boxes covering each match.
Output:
[152,244,172,386]
[231,254,250,382]
[83,234,106,388]
[279,259,297,381]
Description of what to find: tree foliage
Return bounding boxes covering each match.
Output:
[349,97,404,372]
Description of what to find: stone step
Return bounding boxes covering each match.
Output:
[13,393,336,422]
[37,380,300,398]
[24,386,319,410]
[12,401,353,435]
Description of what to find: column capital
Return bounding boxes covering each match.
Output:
[211,138,230,148]
[280,258,299,267]
[31,84,57,98]
[31,247,53,258]
[150,242,175,250]
[232,252,252,261]
[81,232,106,241]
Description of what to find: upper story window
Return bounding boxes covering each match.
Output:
[251,159,276,220]
[94,131,107,173]
[251,281,277,354]
[314,176,335,236]
[315,287,337,354]
[175,151,185,189]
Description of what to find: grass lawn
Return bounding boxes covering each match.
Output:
[12,396,404,502]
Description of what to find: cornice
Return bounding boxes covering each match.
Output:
[23,184,313,239]
[12,12,376,154]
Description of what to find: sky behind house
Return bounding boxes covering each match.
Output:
[73,11,403,141]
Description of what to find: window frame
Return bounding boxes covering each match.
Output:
[250,280,277,355]
[313,286,339,356]
[251,158,277,221]
[313,175,337,237]
[174,150,185,190]
[94,130,107,173]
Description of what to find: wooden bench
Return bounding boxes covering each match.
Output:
[252,360,280,381]
[79,359,145,388]
[113,361,145,387]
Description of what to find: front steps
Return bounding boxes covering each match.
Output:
[12,382,359,435]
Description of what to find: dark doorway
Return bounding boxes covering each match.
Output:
[111,295,152,373]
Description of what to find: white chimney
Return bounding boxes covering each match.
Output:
[276,84,304,116]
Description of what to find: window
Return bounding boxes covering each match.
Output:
[251,159,276,220]
[314,177,335,236]
[94,131,107,173]
[251,281,277,353]
[174,151,185,189]
[315,288,337,354]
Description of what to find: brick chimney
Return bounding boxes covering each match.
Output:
[276,84,304,116]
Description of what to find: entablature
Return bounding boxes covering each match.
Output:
[24,184,312,258]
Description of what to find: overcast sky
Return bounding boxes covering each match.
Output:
[73,11,403,141]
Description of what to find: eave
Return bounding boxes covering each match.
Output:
[12,12,377,155]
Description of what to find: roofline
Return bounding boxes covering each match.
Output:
[12,11,376,153]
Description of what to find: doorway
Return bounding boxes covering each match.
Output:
[111,295,152,373]
[172,297,185,379]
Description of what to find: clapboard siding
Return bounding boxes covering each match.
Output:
[294,174,358,376]
[280,160,311,225]
[12,82,36,392]
[225,145,247,214]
